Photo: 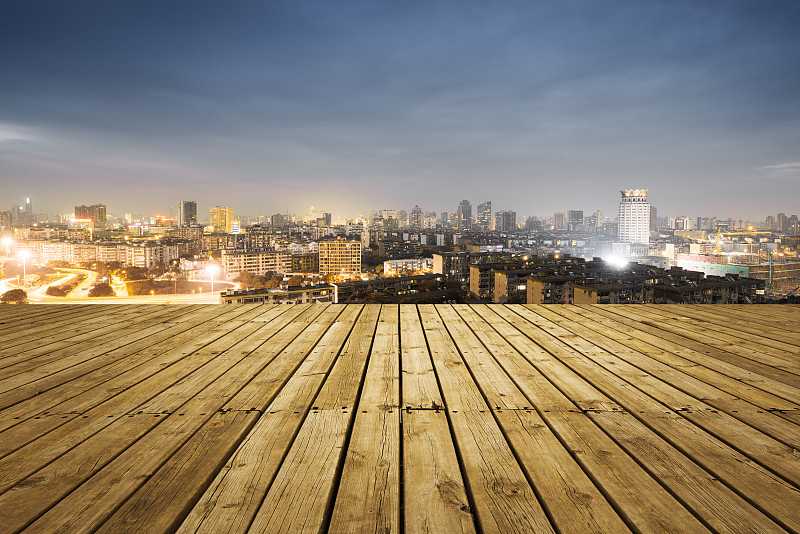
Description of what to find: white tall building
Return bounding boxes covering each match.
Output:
[618,189,651,245]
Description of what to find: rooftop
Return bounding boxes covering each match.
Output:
[1,304,798,533]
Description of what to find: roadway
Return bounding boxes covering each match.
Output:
[3,267,237,304]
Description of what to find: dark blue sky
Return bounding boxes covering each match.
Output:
[1,0,799,221]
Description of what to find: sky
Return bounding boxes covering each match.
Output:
[1,0,799,221]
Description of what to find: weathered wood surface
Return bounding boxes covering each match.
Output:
[0,303,798,534]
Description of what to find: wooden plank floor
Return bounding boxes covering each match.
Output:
[0,304,798,534]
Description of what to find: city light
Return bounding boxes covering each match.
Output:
[606,256,628,269]
[18,250,30,286]
[1,237,11,258]
[207,265,221,296]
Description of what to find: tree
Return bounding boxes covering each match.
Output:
[419,279,438,292]
[46,286,67,297]
[88,283,115,297]
[1,289,28,303]
[120,267,149,281]
[287,275,303,287]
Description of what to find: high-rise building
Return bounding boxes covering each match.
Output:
[477,201,492,232]
[210,206,234,233]
[777,213,788,232]
[495,211,516,233]
[25,198,32,219]
[319,238,361,275]
[178,201,198,226]
[271,213,287,228]
[409,205,423,230]
[567,210,583,231]
[75,204,107,227]
[10,205,21,225]
[553,212,566,230]
[618,189,651,245]
[398,210,408,228]
[765,216,775,230]
[789,215,799,236]
[456,200,472,231]
[650,206,657,230]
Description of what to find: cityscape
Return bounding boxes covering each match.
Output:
[1,189,798,304]
[2,2,800,532]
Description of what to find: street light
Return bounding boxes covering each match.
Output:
[1,237,11,258]
[207,265,220,301]
[18,251,29,287]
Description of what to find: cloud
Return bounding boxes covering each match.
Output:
[760,162,800,173]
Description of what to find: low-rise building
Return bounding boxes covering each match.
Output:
[573,282,650,304]
[221,284,333,304]
[291,253,319,273]
[383,257,433,276]
[221,250,292,279]
[319,239,361,276]
[332,274,441,303]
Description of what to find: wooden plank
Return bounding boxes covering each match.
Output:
[592,305,800,384]
[447,305,633,533]
[508,305,800,532]
[0,306,304,495]
[0,303,247,408]
[659,305,800,346]
[542,305,800,451]
[0,304,191,373]
[0,306,260,458]
[0,304,142,346]
[132,305,315,416]
[0,306,204,389]
[589,410,788,534]
[220,304,351,412]
[530,306,800,484]
[247,306,380,533]
[632,305,800,367]
[545,305,800,411]
[403,410,476,534]
[418,305,555,534]
[470,305,712,533]
[96,411,260,534]
[0,304,287,437]
[14,307,340,534]
[329,411,400,534]
[498,408,634,533]
[0,412,166,532]
[436,305,530,410]
[714,304,800,325]
[582,305,800,402]
[329,305,401,534]
[0,304,102,331]
[0,304,184,353]
[176,305,358,533]
[400,305,443,409]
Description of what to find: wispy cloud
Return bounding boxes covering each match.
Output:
[760,162,800,173]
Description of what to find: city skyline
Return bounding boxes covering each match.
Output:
[1,189,798,226]
[2,1,800,217]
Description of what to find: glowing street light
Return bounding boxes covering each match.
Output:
[207,265,221,299]
[1,237,11,258]
[18,251,30,286]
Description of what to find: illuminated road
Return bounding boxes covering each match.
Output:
[27,272,75,302]
[35,292,225,304]
[6,268,238,304]
[62,268,98,298]
[31,277,238,304]
[0,277,17,295]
